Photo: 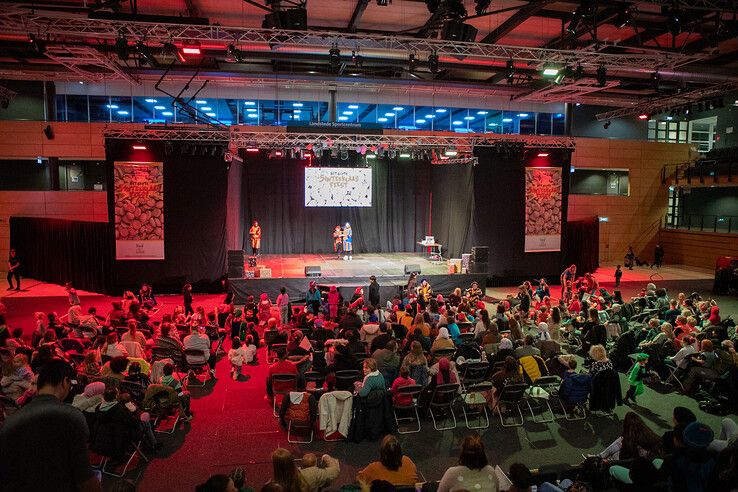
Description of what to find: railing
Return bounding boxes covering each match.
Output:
[664,214,738,234]
[661,159,736,185]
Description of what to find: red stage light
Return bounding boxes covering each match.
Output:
[246,148,259,153]
[181,43,202,55]
[275,150,283,157]
[537,152,549,157]
[132,144,147,150]
[638,113,649,120]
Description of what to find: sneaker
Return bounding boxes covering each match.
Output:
[183,414,193,422]
[209,369,217,378]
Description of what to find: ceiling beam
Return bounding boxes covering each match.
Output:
[480,0,556,44]
[543,7,620,50]
[347,0,370,32]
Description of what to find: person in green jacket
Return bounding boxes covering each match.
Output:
[624,353,649,404]
[357,358,386,397]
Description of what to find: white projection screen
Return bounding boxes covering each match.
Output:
[304,167,373,207]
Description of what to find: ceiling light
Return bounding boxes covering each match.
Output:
[435,108,447,113]
[416,119,426,123]
[154,105,165,110]
[205,112,216,117]
[444,148,458,156]
[247,114,258,118]
[366,154,377,159]
[293,103,303,107]
[452,121,462,125]
[537,152,549,157]
[201,107,212,111]
[246,108,257,112]
[638,113,649,120]
[393,106,404,111]
[135,41,158,67]
[384,112,395,117]
[181,42,201,55]
[477,111,489,115]
[542,66,560,77]
[244,101,256,106]
[517,113,529,117]
[399,152,411,158]
[343,111,353,115]
[246,148,259,153]
[162,111,173,116]
[425,114,435,119]
[666,116,673,120]
[348,104,359,109]
[132,144,147,150]
[105,104,119,109]
[377,117,388,122]
[117,110,129,115]
[195,100,207,105]
[145,98,157,103]
[463,116,474,120]
[338,116,348,121]
[293,110,302,114]
[502,118,513,122]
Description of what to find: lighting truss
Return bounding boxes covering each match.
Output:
[0,8,707,73]
[512,78,621,103]
[43,45,139,84]
[102,125,576,149]
[633,0,738,13]
[595,80,738,121]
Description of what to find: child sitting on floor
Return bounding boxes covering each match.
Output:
[228,337,248,380]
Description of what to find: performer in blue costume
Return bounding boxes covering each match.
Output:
[342,222,353,261]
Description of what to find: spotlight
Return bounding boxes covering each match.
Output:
[603,120,611,129]
[135,41,158,67]
[506,59,515,84]
[566,1,592,35]
[542,66,560,77]
[666,7,683,36]
[351,50,363,68]
[574,64,584,79]
[329,46,341,72]
[115,37,129,60]
[614,5,633,28]
[29,33,46,54]
[408,53,417,71]
[596,65,607,87]
[227,44,244,63]
[428,52,439,73]
[474,0,492,15]
[651,71,660,91]
[444,147,458,156]
[638,113,649,120]
[376,0,390,5]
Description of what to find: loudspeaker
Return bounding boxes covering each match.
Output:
[404,264,421,275]
[442,20,478,42]
[470,262,488,274]
[471,246,489,263]
[263,8,307,29]
[227,249,245,257]
[228,266,244,278]
[43,125,54,140]
[305,265,322,277]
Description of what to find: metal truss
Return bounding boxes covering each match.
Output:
[513,78,621,104]
[102,125,576,149]
[595,80,738,120]
[0,8,707,72]
[43,45,139,84]
[634,0,738,13]
[0,84,17,106]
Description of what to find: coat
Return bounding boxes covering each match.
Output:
[589,368,622,412]
[318,390,353,438]
[628,363,647,395]
[347,390,397,442]
[559,372,592,405]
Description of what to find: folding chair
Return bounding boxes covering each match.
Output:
[462,381,493,430]
[429,383,460,431]
[664,363,686,391]
[146,388,183,435]
[526,375,559,423]
[304,371,326,399]
[271,373,297,417]
[119,381,146,404]
[99,440,149,478]
[151,347,173,362]
[492,383,528,427]
[460,361,488,390]
[268,343,287,364]
[183,349,209,388]
[284,392,315,444]
[433,348,457,363]
[457,333,475,344]
[335,369,361,391]
[214,328,227,356]
[393,384,423,434]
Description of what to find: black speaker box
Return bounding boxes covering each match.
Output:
[470,262,488,274]
[442,20,478,42]
[305,265,322,277]
[228,266,244,278]
[404,264,421,275]
[472,246,489,263]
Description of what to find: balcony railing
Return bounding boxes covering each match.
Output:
[664,214,738,234]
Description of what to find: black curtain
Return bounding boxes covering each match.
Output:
[107,140,228,293]
[473,147,571,283]
[239,153,474,257]
[9,217,114,293]
[564,218,599,276]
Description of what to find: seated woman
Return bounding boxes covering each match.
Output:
[401,341,429,387]
[430,327,455,362]
[102,332,129,359]
[270,447,309,492]
[355,358,385,397]
[438,434,498,492]
[121,319,148,353]
[357,435,418,487]
[600,412,664,484]
[588,344,613,377]
[491,356,524,404]
[1,355,33,402]
[390,366,417,406]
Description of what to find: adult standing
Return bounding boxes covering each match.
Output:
[7,248,20,291]
[183,283,194,316]
[368,275,380,309]
[305,281,321,316]
[249,220,262,256]
[0,359,102,492]
[559,264,576,302]
[342,222,353,261]
[653,244,664,269]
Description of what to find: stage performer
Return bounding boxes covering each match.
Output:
[464,281,483,305]
[342,222,353,261]
[418,279,433,305]
[333,225,344,259]
[560,264,576,301]
[249,220,262,256]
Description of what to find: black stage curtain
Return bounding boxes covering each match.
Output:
[240,154,475,257]
[564,218,600,275]
[473,148,571,282]
[106,140,228,293]
[9,217,114,293]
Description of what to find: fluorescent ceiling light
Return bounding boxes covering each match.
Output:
[244,101,256,106]
[144,98,157,103]
[502,118,513,122]
[377,117,388,122]
[415,119,426,123]
[162,111,173,116]
[542,67,560,76]
[393,106,404,111]
[477,111,489,115]
[154,105,165,110]
[435,108,447,113]
[348,104,359,109]
[116,110,129,115]
[195,100,207,104]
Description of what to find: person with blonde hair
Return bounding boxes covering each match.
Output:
[356,358,385,397]
[588,344,613,376]
[271,448,309,492]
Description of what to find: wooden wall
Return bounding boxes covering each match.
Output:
[568,138,693,263]
[658,229,738,270]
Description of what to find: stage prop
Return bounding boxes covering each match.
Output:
[524,167,562,253]
[9,217,114,294]
[304,167,372,207]
[114,161,165,260]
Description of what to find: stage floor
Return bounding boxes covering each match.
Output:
[250,252,449,278]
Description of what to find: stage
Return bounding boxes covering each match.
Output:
[228,252,487,303]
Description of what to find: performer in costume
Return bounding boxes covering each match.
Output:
[342,222,353,260]
[249,220,262,256]
[333,225,343,259]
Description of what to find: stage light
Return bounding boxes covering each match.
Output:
[477,111,489,115]
[425,114,435,119]
[537,152,549,157]
[136,41,158,67]
[329,46,341,72]
[205,112,216,117]
[351,51,363,68]
[399,152,411,158]
[603,120,611,129]
[435,108,447,113]
[181,42,202,55]
[615,5,632,28]
[542,66,560,77]
[227,44,244,63]
[638,113,649,120]
[444,147,458,156]
[145,98,157,103]
[506,59,515,84]
[114,36,129,60]
[428,52,439,73]
[246,108,257,112]
[348,104,359,109]
[408,53,417,71]
[293,110,302,114]
[132,143,147,150]
[596,65,607,87]
[246,148,260,153]
[376,0,389,5]
[566,1,592,35]
[666,7,683,36]
[416,119,426,124]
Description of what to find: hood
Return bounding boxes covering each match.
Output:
[363,323,381,334]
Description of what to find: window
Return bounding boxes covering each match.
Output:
[570,168,629,196]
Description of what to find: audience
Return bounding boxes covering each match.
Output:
[438,434,498,491]
[357,435,418,487]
